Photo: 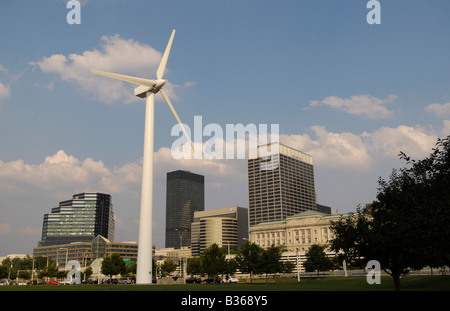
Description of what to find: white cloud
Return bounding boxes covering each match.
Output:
[441,120,450,137]
[370,125,437,159]
[309,94,398,119]
[0,82,10,102]
[280,126,373,171]
[30,35,189,105]
[279,123,442,171]
[425,102,450,118]
[0,150,138,197]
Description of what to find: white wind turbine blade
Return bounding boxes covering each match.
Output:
[160,88,194,150]
[156,29,176,80]
[91,69,157,87]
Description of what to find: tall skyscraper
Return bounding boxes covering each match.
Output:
[248,143,317,226]
[165,170,205,248]
[191,206,248,256]
[39,192,114,247]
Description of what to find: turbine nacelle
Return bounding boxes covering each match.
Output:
[134,79,166,98]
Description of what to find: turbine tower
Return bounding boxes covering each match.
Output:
[91,29,192,284]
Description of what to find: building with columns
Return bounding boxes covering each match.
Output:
[249,210,350,273]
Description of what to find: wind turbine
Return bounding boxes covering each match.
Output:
[91,29,192,284]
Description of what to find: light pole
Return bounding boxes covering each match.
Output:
[296,248,301,282]
[175,228,187,249]
[175,228,187,278]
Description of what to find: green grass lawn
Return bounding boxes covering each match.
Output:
[1,276,449,291]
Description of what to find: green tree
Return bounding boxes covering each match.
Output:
[38,261,59,279]
[160,259,178,276]
[200,243,227,277]
[83,266,93,280]
[223,258,237,277]
[101,253,126,280]
[303,244,333,278]
[235,241,263,283]
[187,256,203,277]
[331,135,450,291]
[260,245,288,283]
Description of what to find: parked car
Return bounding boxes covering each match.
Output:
[27,280,37,285]
[81,279,95,284]
[59,280,71,285]
[224,276,239,283]
[0,279,9,286]
[46,280,58,285]
[106,278,118,284]
[186,277,202,284]
[118,277,133,284]
[203,276,222,284]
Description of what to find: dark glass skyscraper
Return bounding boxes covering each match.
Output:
[39,192,114,247]
[165,170,204,248]
[248,143,317,226]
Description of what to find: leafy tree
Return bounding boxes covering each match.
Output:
[0,264,8,279]
[160,259,178,276]
[223,258,237,277]
[200,243,227,277]
[235,241,264,283]
[34,256,52,270]
[187,256,203,277]
[331,135,450,291]
[101,253,126,280]
[260,245,290,283]
[38,261,60,279]
[83,266,93,280]
[303,244,333,278]
[399,135,450,269]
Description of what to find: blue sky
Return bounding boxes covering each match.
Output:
[1,0,449,255]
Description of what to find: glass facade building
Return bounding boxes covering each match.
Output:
[248,143,317,227]
[33,235,138,268]
[165,170,205,248]
[39,192,115,247]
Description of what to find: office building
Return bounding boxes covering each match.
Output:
[165,170,205,248]
[33,235,138,268]
[249,210,347,251]
[39,192,114,247]
[191,206,248,256]
[248,143,317,226]
[249,210,350,273]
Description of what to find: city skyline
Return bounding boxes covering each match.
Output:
[1,1,450,256]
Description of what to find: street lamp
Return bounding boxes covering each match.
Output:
[296,248,301,282]
[175,228,188,249]
[175,228,188,279]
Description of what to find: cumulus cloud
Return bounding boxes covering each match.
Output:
[441,120,450,136]
[0,82,10,102]
[280,126,373,171]
[30,35,188,105]
[0,150,138,197]
[370,125,437,159]
[309,94,398,119]
[425,102,450,119]
[279,123,441,171]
